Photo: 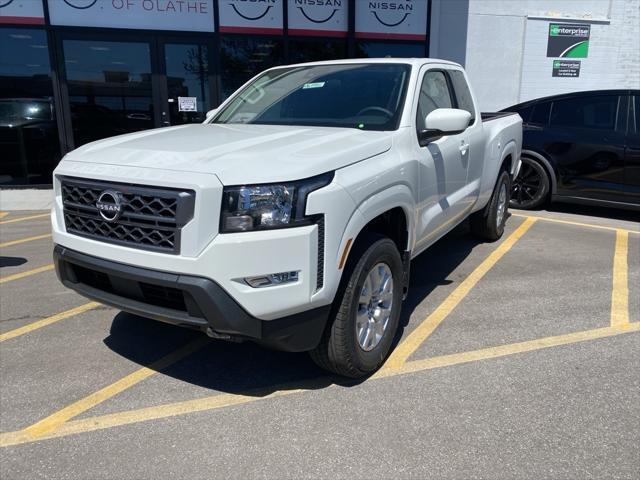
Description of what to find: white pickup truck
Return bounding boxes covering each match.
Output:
[52,59,521,378]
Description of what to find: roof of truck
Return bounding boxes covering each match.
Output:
[285,58,462,69]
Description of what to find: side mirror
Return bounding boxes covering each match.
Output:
[418,108,471,146]
[204,108,218,123]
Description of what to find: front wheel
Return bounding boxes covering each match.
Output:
[309,234,403,378]
[470,170,511,241]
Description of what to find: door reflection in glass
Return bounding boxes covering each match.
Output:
[164,44,210,125]
[63,40,153,147]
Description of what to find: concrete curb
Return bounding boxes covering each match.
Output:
[0,189,53,211]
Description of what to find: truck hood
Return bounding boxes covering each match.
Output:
[64,124,392,185]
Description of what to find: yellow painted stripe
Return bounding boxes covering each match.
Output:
[20,336,210,440]
[0,213,49,225]
[382,323,639,379]
[382,217,537,370]
[0,212,8,219]
[1,324,637,448]
[0,233,51,248]
[611,230,630,328]
[0,264,54,285]
[0,302,100,343]
[511,213,639,235]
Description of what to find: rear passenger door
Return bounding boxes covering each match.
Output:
[548,94,627,202]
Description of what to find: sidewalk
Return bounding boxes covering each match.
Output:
[0,189,53,211]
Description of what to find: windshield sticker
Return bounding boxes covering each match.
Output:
[302,82,325,89]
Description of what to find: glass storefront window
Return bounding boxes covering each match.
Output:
[63,39,153,148]
[356,42,426,58]
[164,43,210,124]
[0,28,60,186]
[288,38,347,64]
[220,36,284,100]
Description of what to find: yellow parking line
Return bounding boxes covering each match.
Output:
[0,213,49,225]
[0,233,52,248]
[20,336,210,440]
[386,323,639,378]
[0,302,99,343]
[611,230,630,328]
[511,213,639,235]
[1,323,636,448]
[382,216,537,370]
[0,264,55,285]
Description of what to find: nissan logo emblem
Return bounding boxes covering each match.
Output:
[96,190,123,222]
[63,0,99,9]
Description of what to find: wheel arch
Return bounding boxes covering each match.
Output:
[521,149,557,194]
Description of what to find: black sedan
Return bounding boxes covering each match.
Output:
[504,90,639,211]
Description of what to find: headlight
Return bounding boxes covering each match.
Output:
[220,173,333,233]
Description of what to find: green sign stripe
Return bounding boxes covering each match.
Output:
[560,40,589,58]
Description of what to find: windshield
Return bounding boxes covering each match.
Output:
[213,63,411,131]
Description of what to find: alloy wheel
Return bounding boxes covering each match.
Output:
[356,263,394,352]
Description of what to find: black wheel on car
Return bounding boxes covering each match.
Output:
[309,233,403,378]
[510,156,550,209]
[470,170,511,241]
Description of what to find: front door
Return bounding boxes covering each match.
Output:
[413,68,471,251]
[157,39,215,127]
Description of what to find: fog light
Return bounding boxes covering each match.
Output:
[245,271,299,288]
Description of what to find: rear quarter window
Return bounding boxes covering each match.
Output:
[448,70,476,123]
[530,102,551,125]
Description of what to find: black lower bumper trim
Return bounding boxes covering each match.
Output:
[53,245,330,352]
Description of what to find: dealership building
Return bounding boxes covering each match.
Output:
[1,0,638,186]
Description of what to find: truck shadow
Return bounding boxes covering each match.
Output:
[103,221,482,397]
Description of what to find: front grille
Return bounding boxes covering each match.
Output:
[60,176,195,254]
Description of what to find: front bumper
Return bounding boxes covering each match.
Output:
[54,245,330,352]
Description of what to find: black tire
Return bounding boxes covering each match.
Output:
[309,233,403,378]
[510,156,550,209]
[470,170,511,241]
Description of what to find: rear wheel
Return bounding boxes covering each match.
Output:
[309,234,403,378]
[510,156,550,209]
[470,170,511,241]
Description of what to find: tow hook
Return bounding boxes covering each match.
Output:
[205,327,243,343]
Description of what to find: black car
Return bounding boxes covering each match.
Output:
[504,90,639,211]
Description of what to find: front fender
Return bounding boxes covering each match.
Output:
[327,184,415,291]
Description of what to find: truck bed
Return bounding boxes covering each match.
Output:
[481,112,518,121]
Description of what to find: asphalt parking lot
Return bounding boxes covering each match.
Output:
[0,206,639,479]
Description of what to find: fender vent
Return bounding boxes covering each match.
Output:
[316,216,325,291]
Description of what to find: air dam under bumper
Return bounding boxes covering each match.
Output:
[53,245,330,352]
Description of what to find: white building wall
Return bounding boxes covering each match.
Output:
[431,0,640,111]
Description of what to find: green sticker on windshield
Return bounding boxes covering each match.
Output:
[302,82,325,89]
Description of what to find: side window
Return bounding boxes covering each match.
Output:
[530,101,551,125]
[416,71,453,131]
[514,104,534,123]
[550,95,619,130]
[448,70,476,123]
